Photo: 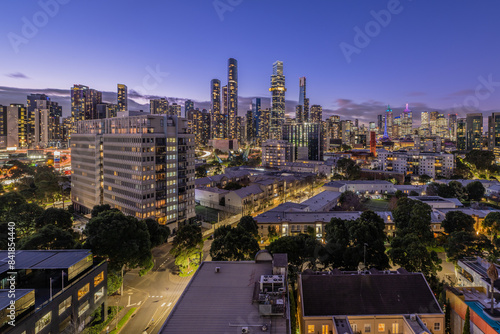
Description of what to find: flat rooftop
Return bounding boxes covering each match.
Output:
[160,261,288,334]
[0,250,92,275]
[301,191,341,211]
[0,289,34,311]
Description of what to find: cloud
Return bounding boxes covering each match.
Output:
[6,72,29,79]
[444,89,476,99]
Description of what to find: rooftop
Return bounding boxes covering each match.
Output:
[0,250,92,275]
[300,191,342,212]
[160,260,288,334]
[300,270,442,317]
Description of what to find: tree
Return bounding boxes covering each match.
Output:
[445,231,491,262]
[323,212,389,270]
[453,158,473,179]
[392,198,434,242]
[6,202,45,238]
[409,190,419,196]
[441,211,475,234]
[237,215,259,238]
[267,234,322,281]
[336,158,360,180]
[224,181,243,190]
[463,306,471,334]
[483,212,500,241]
[85,210,153,273]
[18,225,78,250]
[448,181,467,202]
[91,204,114,218]
[394,190,406,199]
[35,208,73,230]
[210,227,260,261]
[338,191,363,211]
[267,225,279,243]
[195,165,208,178]
[170,224,203,275]
[465,150,496,175]
[466,181,485,201]
[419,174,432,184]
[144,218,170,248]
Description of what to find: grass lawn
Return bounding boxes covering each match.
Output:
[363,199,390,211]
[195,205,221,223]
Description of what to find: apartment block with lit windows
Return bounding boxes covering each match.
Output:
[262,139,295,167]
[71,114,195,229]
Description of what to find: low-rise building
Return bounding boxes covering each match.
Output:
[159,251,290,334]
[0,250,107,334]
[408,195,463,209]
[323,180,396,195]
[377,149,455,178]
[262,139,295,168]
[297,269,443,334]
[300,191,342,212]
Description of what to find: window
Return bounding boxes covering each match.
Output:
[94,271,104,286]
[365,324,371,333]
[392,323,399,334]
[434,322,441,331]
[35,312,51,334]
[94,287,105,302]
[307,325,315,333]
[378,323,385,332]
[78,300,90,317]
[78,283,90,300]
[322,325,329,334]
[351,324,358,332]
[58,296,72,315]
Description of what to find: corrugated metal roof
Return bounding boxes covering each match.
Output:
[0,250,92,275]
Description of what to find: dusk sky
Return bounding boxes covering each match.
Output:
[2,0,500,123]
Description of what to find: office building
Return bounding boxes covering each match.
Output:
[0,250,107,334]
[33,99,62,148]
[159,252,289,334]
[377,114,384,135]
[448,113,458,141]
[71,114,195,228]
[466,113,483,150]
[211,79,223,139]
[270,61,286,139]
[71,84,102,123]
[150,98,169,114]
[297,269,443,334]
[392,116,401,138]
[488,112,500,156]
[310,105,322,123]
[227,58,238,140]
[401,103,412,137]
[262,139,295,167]
[283,122,322,161]
[385,105,393,138]
[117,84,127,112]
[420,111,430,136]
[457,118,466,150]
[6,104,28,148]
[26,94,49,145]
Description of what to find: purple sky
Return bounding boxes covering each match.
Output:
[1,0,499,124]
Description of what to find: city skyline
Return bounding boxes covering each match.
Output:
[2,1,500,123]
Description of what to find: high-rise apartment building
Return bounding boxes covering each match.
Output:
[222,85,229,138]
[117,84,128,112]
[7,104,28,148]
[227,58,238,140]
[27,94,49,145]
[184,100,194,118]
[71,114,195,228]
[420,111,430,136]
[150,98,169,114]
[377,114,384,135]
[211,79,223,139]
[488,113,500,155]
[429,111,439,135]
[296,77,308,122]
[96,103,118,119]
[269,61,286,139]
[192,109,211,148]
[169,103,182,117]
[466,113,483,150]
[401,103,412,137]
[283,122,322,161]
[261,139,295,167]
[71,84,102,123]
[34,99,62,148]
[457,118,466,150]
[310,105,322,123]
[448,114,458,141]
[259,108,271,144]
[246,110,254,144]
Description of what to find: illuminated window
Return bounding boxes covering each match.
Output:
[308,325,315,333]
[35,312,51,333]
[378,323,385,332]
[94,271,104,287]
[78,300,89,317]
[434,323,441,331]
[322,325,329,334]
[78,283,89,300]
[94,287,105,302]
[365,324,371,333]
[58,296,72,316]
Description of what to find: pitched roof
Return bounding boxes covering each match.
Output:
[300,272,442,317]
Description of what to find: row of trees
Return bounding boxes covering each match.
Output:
[427,180,485,202]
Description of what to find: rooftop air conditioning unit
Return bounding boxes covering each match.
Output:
[242,327,249,333]
[410,314,416,321]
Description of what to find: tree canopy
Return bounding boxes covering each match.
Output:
[466,181,485,201]
[338,191,363,211]
[237,215,259,238]
[35,208,73,230]
[18,225,78,250]
[336,158,360,180]
[144,218,170,248]
[170,224,203,275]
[441,211,475,234]
[210,227,260,261]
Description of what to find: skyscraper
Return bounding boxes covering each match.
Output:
[457,118,466,150]
[71,84,102,122]
[488,113,500,155]
[0,105,6,148]
[184,100,194,118]
[297,77,309,122]
[295,105,303,123]
[34,99,62,147]
[71,114,195,228]
[377,114,384,135]
[310,105,322,123]
[169,103,182,117]
[401,103,412,137]
[7,104,28,148]
[420,111,430,136]
[269,61,286,139]
[466,113,483,150]
[150,98,169,114]
[117,84,128,112]
[211,79,223,139]
[385,105,393,138]
[283,122,322,161]
[227,58,238,140]
[448,114,458,141]
[27,94,48,145]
